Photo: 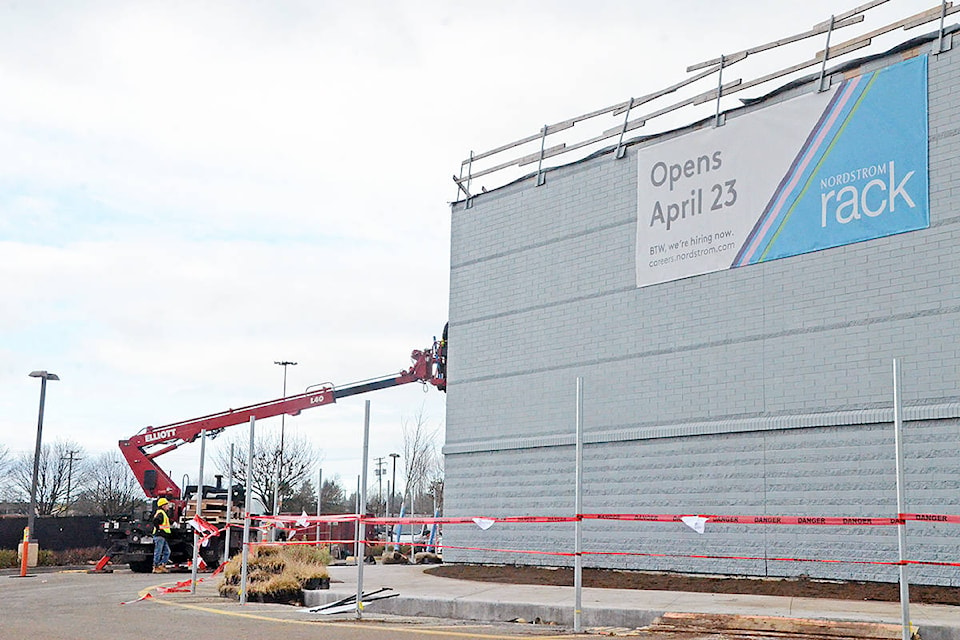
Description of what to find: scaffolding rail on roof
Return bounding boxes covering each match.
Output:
[453,0,958,206]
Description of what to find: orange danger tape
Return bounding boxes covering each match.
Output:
[240,511,960,528]
[901,512,960,524]
[581,513,906,525]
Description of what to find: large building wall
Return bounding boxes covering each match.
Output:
[444,43,960,586]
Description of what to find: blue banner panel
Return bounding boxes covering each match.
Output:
[735,55,929,266]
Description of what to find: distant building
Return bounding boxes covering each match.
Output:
[0,502,27,517]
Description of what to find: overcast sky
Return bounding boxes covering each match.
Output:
[0,1,942,502]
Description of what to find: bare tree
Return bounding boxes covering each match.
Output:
[10,439,87,516]
[80,451,146,516]
[0,444,10,500]
[214,432,319,514]
[427,453,444,515]
[401,404,442,516]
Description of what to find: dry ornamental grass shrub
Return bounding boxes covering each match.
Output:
[218,544,331,604]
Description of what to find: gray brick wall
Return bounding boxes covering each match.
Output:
[444,44,960,586]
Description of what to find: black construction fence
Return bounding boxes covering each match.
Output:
[0,515,105,551]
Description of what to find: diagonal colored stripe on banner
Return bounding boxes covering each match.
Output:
[737,71,874,266]
[734,77,860,267]
[756,70,882,262]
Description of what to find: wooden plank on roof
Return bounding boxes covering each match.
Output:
[828,5,949,54]
[518,143,567,167]
[463,132,543,165]
[462,103,628,166]
[904,2,957,29]
[563,130,623,154]
[613,62,725,116]
[824,0,891,25]
[688,36,871,108]
[463,155,526,181]
[602,118,645,138]
[567,101,632,125]
[686,79,744,106]
[687,14,863,72]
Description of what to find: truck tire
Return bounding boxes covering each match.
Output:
[129,560,153,573]
[201,549,222,570]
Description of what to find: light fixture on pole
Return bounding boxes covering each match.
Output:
[27,371,59,543]
[374,456,385,515]
[271,360,297,517]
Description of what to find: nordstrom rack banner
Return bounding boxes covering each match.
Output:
[636,55,929,289]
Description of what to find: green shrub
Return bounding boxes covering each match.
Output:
[0,546,105,568]
[37,550,55,566]
[0,549,17,569]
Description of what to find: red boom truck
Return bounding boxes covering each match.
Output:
[99,335,446,572]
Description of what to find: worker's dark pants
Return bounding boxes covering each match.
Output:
[153,535,171,566]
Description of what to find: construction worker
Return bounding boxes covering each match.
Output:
[152,498,173,573]
[438,322,448,380]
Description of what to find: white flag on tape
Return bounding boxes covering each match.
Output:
[190,515,221,546]
[681,516,708,534]
[190,514,219,536]
[473,517,496,530]
[296,510,309,528]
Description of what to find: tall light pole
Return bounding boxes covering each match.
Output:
[272,360,297,517]
[27,371,59,542]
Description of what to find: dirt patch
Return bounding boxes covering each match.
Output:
[424,564,960,606]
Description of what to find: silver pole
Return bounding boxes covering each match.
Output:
[714,55,725,127]
[355,475,360,561]
[191,429,207,593]
[357,401,371,619]
[390,453,399,539]
[817,15,835,92]
[892,359,912,640]
[271,360,297,526]
[535,125,548,186]
[937,0,947,54]
[223,443,234,564]
[239,417,255,605]
[27,376,49,543]
[316,467,323,546]
[574,376,584,633]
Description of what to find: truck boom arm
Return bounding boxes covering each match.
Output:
[120,343,445,499]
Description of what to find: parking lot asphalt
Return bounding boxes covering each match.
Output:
[1,564,958,640]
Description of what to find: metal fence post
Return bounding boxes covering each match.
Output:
[239,417,255,605]
[892,358,912,640]
[574,376,584,633]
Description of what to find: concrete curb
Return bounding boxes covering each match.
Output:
[304,589,664,628]
[303,589,960,640]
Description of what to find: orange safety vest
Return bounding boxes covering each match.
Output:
[153,508,171,536]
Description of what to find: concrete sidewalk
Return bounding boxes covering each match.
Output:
[305,564,960,640]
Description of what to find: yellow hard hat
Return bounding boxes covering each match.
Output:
[157,498,169,507]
